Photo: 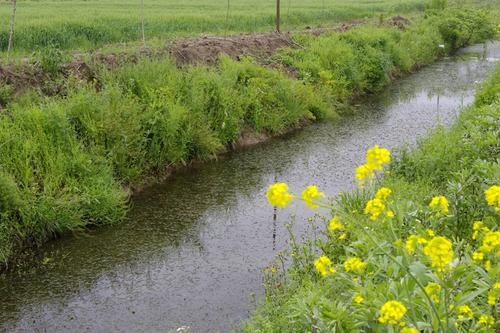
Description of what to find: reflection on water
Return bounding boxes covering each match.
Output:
[0,42,498,333]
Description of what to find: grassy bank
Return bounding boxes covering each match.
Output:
[244,61,500,331]
[0,0,427,56]
[0,7,495,266]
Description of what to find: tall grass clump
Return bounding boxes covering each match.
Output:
[244,61,500,333]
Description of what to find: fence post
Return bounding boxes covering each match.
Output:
[276,0,281,32]
[140,0,145,46]
[7,0,17,54]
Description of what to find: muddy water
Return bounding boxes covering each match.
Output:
[1,42,498,333]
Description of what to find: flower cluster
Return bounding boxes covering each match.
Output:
[429,195,449,215]
[424,282,441,303]
[355,145,391,186]
[266,183,293,208]
[314,255,336,276]
[484,185,500,211]
[301,185,325,208]
[378,300,407,325]
[343,257,367,273]
[364,187,394,221]
[327,216,342,232]
[423,236,454,273]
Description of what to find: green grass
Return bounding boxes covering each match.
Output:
[0,0,430,56]
[0,6,496,266]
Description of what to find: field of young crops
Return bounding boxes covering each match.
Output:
[0,0,428,55]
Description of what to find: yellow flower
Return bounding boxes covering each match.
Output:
[355,164,374,186]
[375,187,392,200]
[426,229,435,237]
[479,230,500,253]
[400,328,418,333]
[328,216,342,231]
[344,257,367,273]
[266,183,293,208]
[364,198,385,221]
[478,314,494,327]
[393,239,403,248]
[484,185,500,211]
[366,145,391,170]
[457,305,473,319]
[423,236,453,272]
[424,282,442,303]
[338,233,347,240]
[378,300,407,325]
[301,185,325,209]
[472,251,484,261]
[472,221,483,240]
[405,235,427,254]
[429,196,449,215]
[386,210,395,218]
[487,283,499,305]
[353,293,364,304]
[485,260,492,271]
[314,256,336,276]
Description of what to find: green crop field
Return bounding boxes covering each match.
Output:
[0,0,428,56]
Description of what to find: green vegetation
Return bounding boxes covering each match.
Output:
[0,6,495,266]
[244,61,500,332]
[0,0,428,56]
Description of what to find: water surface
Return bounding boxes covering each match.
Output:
[0,42,498,333]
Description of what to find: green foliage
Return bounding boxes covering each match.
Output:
[275,7,495,105]
[0,6,494,266]
[34,44,68,74]
[244,63,500,333]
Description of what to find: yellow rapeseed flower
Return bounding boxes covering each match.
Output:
[378,300,407,325]
[478,314,494,327]
[375,187,392,200]
[314,255,336,276]
[353,293,364,304]
[426,229,435,237]
[355,164,374,186]
[424,282,442,303]
[338,233,347,240]
[487,283,500,305]
[484,185,500,211]
[472,221,484,240]
[423,236,453,272]
[400,328,418,333]
[364,198,385,221]
[344,257,367,273]
[366,145,391,170]
[302,185,325,209]
[472,251,484,261]
[405,235,427,254]
[266,183,293,208]
[429,196,449,215]
[328,216,343,231]
[485,260,492,271]
[479,230,500,254]
[457,305,473,319]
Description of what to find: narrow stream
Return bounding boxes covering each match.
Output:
[0,42,498,333]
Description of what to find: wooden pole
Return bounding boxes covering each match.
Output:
[7,0,17,54]
[276,0,281,33]
[140,0,145,46]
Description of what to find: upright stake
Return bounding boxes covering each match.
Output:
[225,0,230,36]
[140,0,145,46]
[276,0,281,33]
[7,0,17,54]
